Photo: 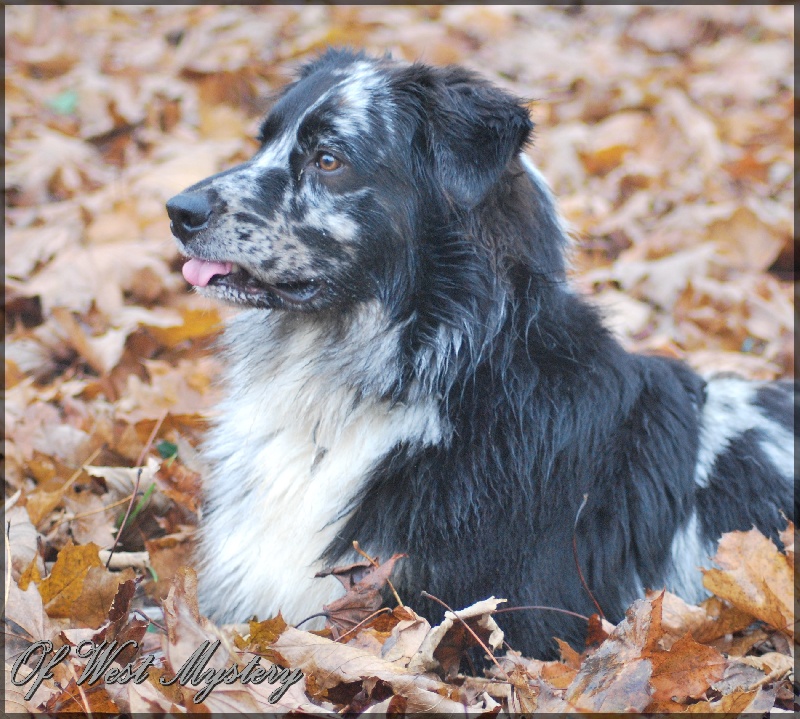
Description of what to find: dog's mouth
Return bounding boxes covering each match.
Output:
[182,258,323,307]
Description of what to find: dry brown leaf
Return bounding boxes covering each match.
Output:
[580,111,653,175]
[4,575,56,663]
[565,594,663,712]
[5,503,45,580]
[43,680,121,714]
[584,612,613,648]
[692,594,757,645]
[648,633,727,706]
[626,9,705,54]
[685,686,777,714]
[702,527,794,638]
[316,553,404,639]
[71,565,136,629]
[59,490,118,549]
[39,541,103,618]
[377,606,431,666]
[554,637,582,670]
[146,306,224,347]
[737,652,793,684]
[127,675,181,715]
[144,531,195,601]
[407,596,506,678]
[272,626,467,713]
[653,590,709,648]
[85,457,164,508]
[540,659,578,690]
[244,614,288,653]
[161,568,317,713]
[706,202,789,272]
[3,5,794,715]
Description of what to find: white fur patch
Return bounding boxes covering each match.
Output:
[197,302,441,625]
[696,376,794,487]
[664,511,711,604]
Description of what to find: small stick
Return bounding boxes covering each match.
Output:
[105,468,142,569]
[105,412,166,570]
[135,409,168,467]
[335,607,392,642]
[51,493,135,529]
[572,493,605,618]
[294,611,329,629]
[65,661,93,718]
[98,549,150,570]
[494,605,591,622]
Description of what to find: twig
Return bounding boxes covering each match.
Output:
[98,549,150,570]
[51,493,135,530]
[335,607,392,642]
[105,468,142,569]
[494,605,591,622]
[65,660,92,719]
[135,409,168,467]
[353,540,404,607]
[30,446,102,531]
[103,411,167,569]
[64,447,103,494]
[572,493,605,618]
[133,609,166,633]
[421,591,508,679]
[295,612,329,629]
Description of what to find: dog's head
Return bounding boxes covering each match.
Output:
[167,49,533,312]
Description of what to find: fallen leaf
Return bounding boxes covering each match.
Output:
[565,594,662,712]
[272,626,467,714]
[71,566,136,629]
[685,686,776,714]
[379,606,431,666]
[39,541,103,618]
[407,597,506,678]
[648,633,727,706]
[317,554,405,639]
[702,528,794,638]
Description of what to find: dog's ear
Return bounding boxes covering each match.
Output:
[409,66,533,208]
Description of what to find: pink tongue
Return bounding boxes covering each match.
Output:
[182,258,233,287]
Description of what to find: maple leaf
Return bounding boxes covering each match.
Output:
[702,526,794,638]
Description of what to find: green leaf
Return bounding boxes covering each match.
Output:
[47,89,79,116]
[156,440,178,460]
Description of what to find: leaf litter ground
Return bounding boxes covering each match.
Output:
[4,5,796,715]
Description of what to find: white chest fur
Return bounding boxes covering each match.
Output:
[196,304,441,625]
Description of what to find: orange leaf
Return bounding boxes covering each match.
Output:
[648,633,727,704]
[702,528,793,638]
[565,594,662,712]
[39,541,102,617]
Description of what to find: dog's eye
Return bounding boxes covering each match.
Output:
[315,152,342,172]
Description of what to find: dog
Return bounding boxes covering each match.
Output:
[167,49,795,658]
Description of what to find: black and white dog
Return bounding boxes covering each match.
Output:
[167,49,795,658]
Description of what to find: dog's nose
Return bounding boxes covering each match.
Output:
[166,192,213,244]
